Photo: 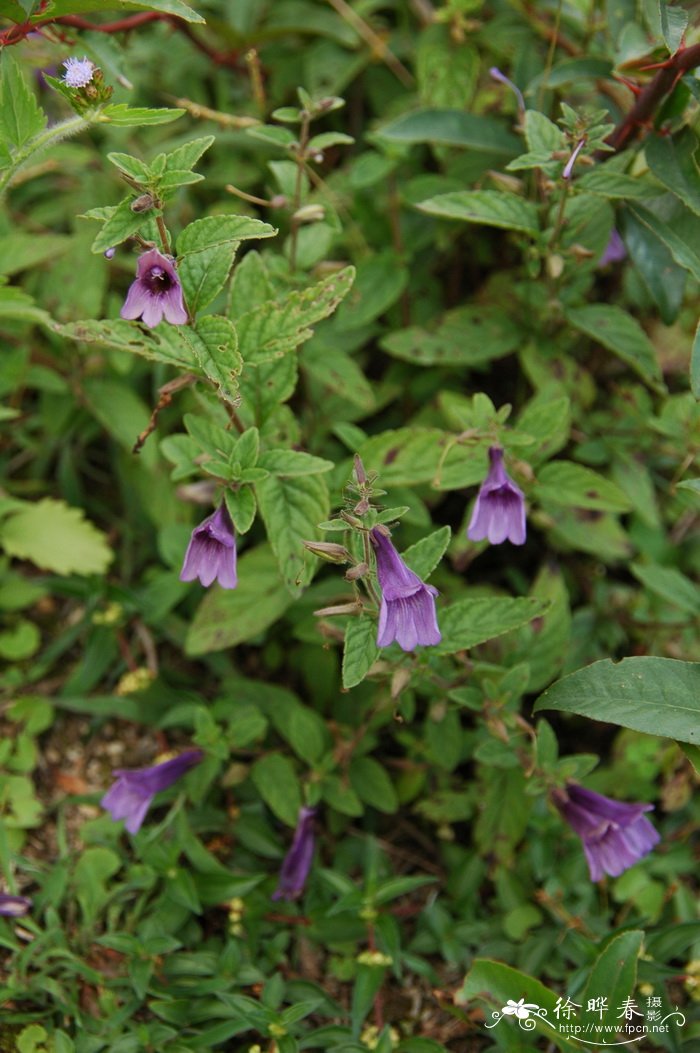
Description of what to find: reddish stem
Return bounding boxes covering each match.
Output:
[606,42,700,152]
[53,12,163,33]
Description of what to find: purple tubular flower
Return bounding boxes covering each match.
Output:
[598,229,626,266]
[0,894,32,918]
[120,248,188,329]
[563,138,586,180]
[554,784,660,882]
[468,446,526,546]
[101,749,203,834]
[489,66,525,114]
[370,527,441,652]
[62,56,95,88]
[180,504,237,589]
[272,806,316,901]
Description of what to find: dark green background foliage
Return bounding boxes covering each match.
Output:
[0,0,699,1050]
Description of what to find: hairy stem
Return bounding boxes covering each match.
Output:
[0,114,88,198]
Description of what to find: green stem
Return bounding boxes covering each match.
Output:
[0,114,89,198]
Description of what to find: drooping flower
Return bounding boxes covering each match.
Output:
[62,56,95,88]
[553,783,660,882]
[101,749,203,834]
[468,446,526,546]
[0,893,32,918]
[272,806,316,901]
[489,67,525,115]
[598,229,626,266]
[120,248,188,329]
[370,526,441,652]
[180,503,237,589]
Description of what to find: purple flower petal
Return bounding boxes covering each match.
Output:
[468,447,526,546]
[101,749,203,833]
[272,807,316,901]
[120,248,187,329]
[554,783,660,881]
[0,893,32,918]
[180,504,237,590]
[370,528,441,651]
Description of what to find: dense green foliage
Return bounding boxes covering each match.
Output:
[0,1,699,1050]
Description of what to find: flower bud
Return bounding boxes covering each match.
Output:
[292,203,325,223]
[302,540,351,563]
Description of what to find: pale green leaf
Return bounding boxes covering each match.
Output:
[437,597,550,655]
[0,498,113,575]
[565,304,665,391]
[417,190,539,236]
[177,215,277,314]
[251,753,302,827]
[375,108,519,155]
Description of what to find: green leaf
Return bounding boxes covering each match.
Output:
[646,129,700,216]
[106,151,152,183]
[258,450,334,476]
[342,616,380,689]
[692,318,700,398]
[185,544,293,654]
[534,656,700,744]
[624,206,687,325]
[334,252,407,331]
[357,427,445,487]
[0,52,46,150]
[402,526,451,579]
[236,267,355,364]
[582,931,644,1030]
[0,283,50,326]
[98,104,185,127]
[626,202,700,283]
[576,169,658,199]
[177,215,277,314]
[458,960,578,1052]
[308,131,354,151]
[255,473,329,595]
[349,757,398,814]
[535,461,632,512]
[30,0,204,19]
[162,134,215,173]
[375,108,520,155]
[84,197,157,254]
[659,0,688,52]
[631,562,700,614]
[381,305,521,367]
[436,597,550,655]
[565,304,665,391]
[417,190,540,235]
[186,317,242,403]
[251,753,302,827]
[0,498,113,576]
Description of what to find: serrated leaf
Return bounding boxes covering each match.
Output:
[185,317,242,403]
[223,488,256,534]
[417,190,539,235]
[99,104,185,127]
[177,215,277,314]
[0,499,112,575]
[357,428,445,487]
[163,135,215,173]
[565,304,665,391]
[534,656,700,744]
[342,617,380,689]
[185,544,293,654]
[251,753,302,827]
[402,526,451,579]
[236,267,355,364]
[107,152,151,182]
[576,169,658,199]
[436,597,550,655]
[256,473,329,595]
[86,197,157,254]
[0,52,46,150]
